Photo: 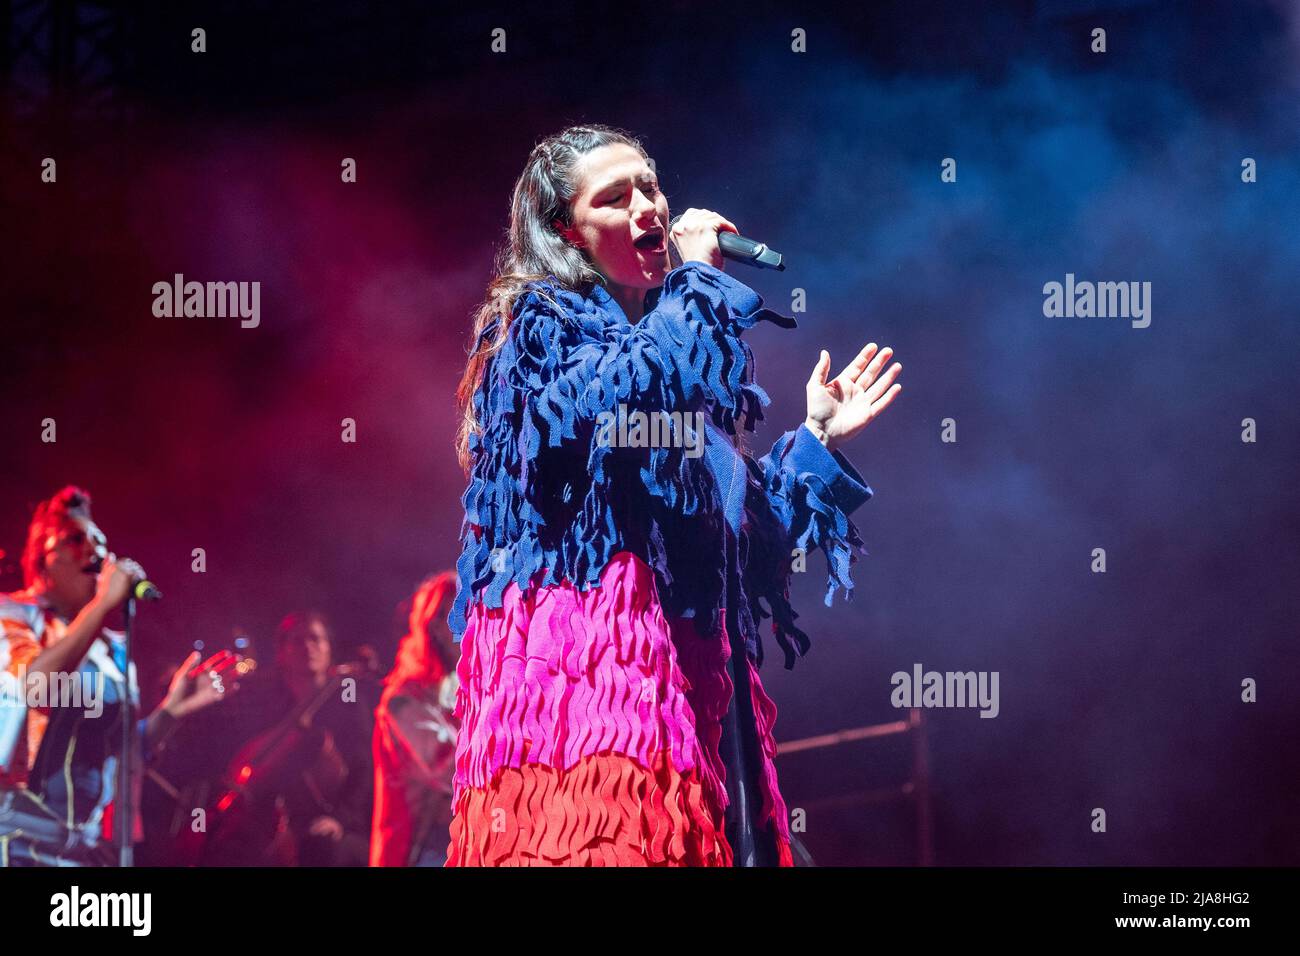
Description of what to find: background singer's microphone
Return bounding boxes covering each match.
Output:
[669,213,785,271]
[89,553,161,601]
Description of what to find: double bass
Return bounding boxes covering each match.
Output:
[194,658,378,866]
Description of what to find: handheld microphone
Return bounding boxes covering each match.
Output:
[669,213,785,271]
[89,553,162,602]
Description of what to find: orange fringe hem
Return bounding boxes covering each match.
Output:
[446,751,734,866]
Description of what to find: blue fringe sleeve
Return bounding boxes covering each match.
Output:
[744,424,873,668]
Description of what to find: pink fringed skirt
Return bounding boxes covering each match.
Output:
[445,550,793,866]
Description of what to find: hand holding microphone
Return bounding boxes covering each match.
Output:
[669,208,786,271]
[669,208,740,270]
[95,553,162,609]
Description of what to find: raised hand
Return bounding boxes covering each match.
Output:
[163,649,240,718]
[804,343,903,452]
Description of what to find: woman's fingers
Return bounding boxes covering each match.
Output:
[839,343,879,383]
[870,382,903,416]
[807,349,832,388]
[864,362,903,404]
[813,344,903,429]
[853,346,893,388]
[178,650,202,679]
[206,650,239,675]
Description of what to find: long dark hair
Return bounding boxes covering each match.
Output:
[455,123,652,471]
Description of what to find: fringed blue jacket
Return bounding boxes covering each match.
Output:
[448,260,872,669]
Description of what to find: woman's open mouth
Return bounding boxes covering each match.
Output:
[633,227,666,255]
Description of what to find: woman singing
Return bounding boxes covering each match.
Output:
[446,124,902,866]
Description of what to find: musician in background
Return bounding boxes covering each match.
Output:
[371,571,460,867]
[0,485,234,866]
[214,610,378,866]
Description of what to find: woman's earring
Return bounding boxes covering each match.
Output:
[553,221,582,250]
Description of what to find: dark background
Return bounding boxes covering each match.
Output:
[2,0,1297,865]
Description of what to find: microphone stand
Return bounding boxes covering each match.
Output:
[118,592,136,867]
[719,533,779,866]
